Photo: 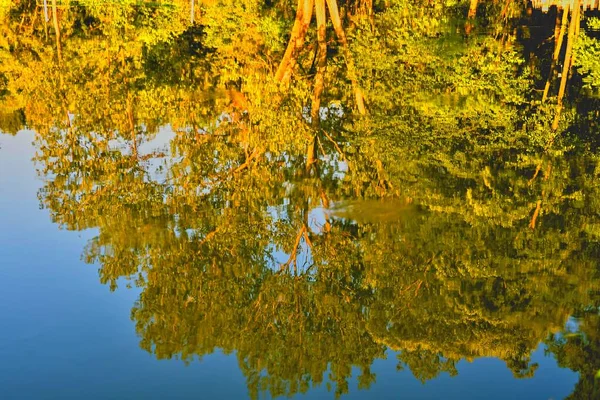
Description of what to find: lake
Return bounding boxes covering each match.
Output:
[1,1,600,399]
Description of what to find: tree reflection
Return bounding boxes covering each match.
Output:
[2,1,600,398]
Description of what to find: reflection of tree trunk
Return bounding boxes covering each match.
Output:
[307,0,328,171]
[468,0,478,18]
[465,0,478,35]
[275,0,315,84]
[319,190,332,233]
[306,137,317,170]
[574,8,580,38]
[326,0,366,114]
[29,8,39,35]
[568,3,581,80]
[542,9,568,103]
[43,0,49,40]
[529,200,542,229]
[311,0,327,126]
[500,0,511,19]
[276,0,366,114]
[353,0,373,22]
[552,0,580,131]
[127,97,138,158]
[362,0,373,18]
[51,0,62,62]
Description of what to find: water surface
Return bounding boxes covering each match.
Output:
[2,2,600,399]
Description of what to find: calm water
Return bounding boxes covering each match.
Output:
[0,130,593,400]
[2,2,600,399]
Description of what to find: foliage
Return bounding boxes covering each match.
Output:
[1,1,599,398]
[574,18,600,93]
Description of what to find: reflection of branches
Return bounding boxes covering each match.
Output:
[198,227,220,247]
[400,279,423,298]
[280,225,306,274]
[167,146,262,188]
[233,147,261,174]
[392,279,425,319]
[528,164,542,185]
[280,224,313,274]
[321,129,347,162]
[208,146,261,183]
